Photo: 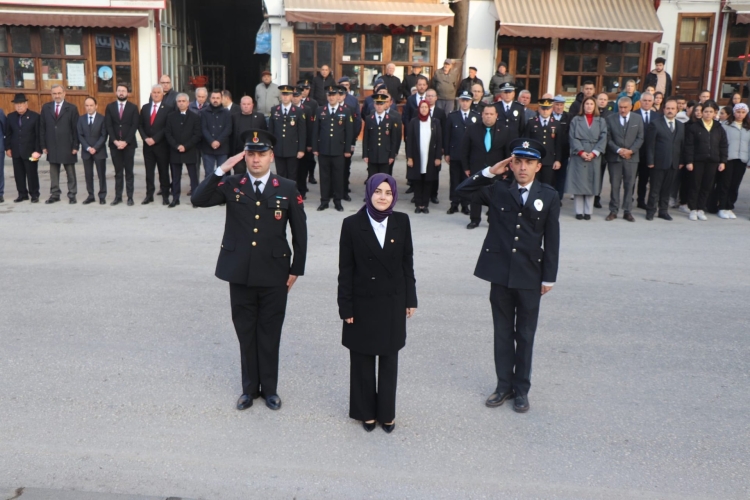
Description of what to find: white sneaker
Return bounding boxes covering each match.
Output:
[727,210,737,219]
[678,204,690,214]
[718,210,731,219]
[697,210,708,221]
[669,197,677,208]
[689,210,698,221]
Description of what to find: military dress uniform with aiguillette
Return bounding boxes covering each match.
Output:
[444,103,480,212]
[313,92,353,210]
[524,108,563,186]
[362,103,402,178]
[456,139,560,410]
[269,100,306,181]
[191,129,307,408]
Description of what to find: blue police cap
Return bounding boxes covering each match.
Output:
[509,138,546,160]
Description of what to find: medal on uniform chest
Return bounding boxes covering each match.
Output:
[275,210,282,220]
[290,119,295,126]
[385,129,389,135]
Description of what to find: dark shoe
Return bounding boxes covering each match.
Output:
[447,206,458,214]
[187,189,192,196]
[168,200,180,208]
[381,422,395,433]
[14,196,29,203]
[99,199,106,205]
[334,204,344,212]
[422,207,429,214]
[82,197,95,205]
[637,201,648,210]
[467,222,479,229]
[69,198,77,205]
[583,214,591,220]
[646,213,654,221]
[236,394,253,411]
[45,198,60,204]
[486,390,514,408]
[308,176,317,184]
[431,197,439,204]
[605,212,617,221]
[405,186,414,194]
[265,394,282,411]
[623,212,635,222]
[343,195,352,202]
[576,214,584,220]
[414,207,422,214]
[127,198,135,206]
[658,212,673,221]
[0,196,3,203]
[317,203,329,211]
[110,198,122,206]
[362,421,377,432]
[31,197,40,203]
[461,207,470,215]
[301,194,307,200]
[157,189,163,196]
[141,196,153,205]
[162,197,170,206]
[513,394,530,413]
[594,196,602,208]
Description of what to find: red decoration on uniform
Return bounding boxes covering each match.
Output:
[240,177,247,185]
[275,211,282,220]
[272,178,280,187]
[218,182,224,186]
[297,194,304,205]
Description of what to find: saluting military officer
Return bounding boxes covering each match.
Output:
[456,138,560,414]
[362,94,402,179]
[523,97,563,186]
[312,85,353,212]
[444,90,479,215]
[191,128,307,412]
[269,85,306,181]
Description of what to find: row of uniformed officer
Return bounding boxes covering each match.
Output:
[523,98,564,187]
[443,91,480,214]
[268,85,307,182]
[191,128,307,412]
[361,94,402,178]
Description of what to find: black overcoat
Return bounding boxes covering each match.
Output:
[40,100,79,164]
[338,210,417,356]
[165,111,202,164]
[405,117,442,182]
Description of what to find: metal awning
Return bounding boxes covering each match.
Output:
[728,2,750,24]
[284,0,455,27]
[0,5,151,28]
[494,0,663,43]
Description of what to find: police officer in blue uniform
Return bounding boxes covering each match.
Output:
[456,138,560,414]
[269,85,306,181]
[191,129,307,412]
[523,97,563,186]
[444,90,479,215]
[494,82,526,140]
[361,94,402,178]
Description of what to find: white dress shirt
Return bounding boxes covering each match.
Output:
[87,113,96,124]
[282,104,291,115]
[367,212,388,248]
[376,112,385,124]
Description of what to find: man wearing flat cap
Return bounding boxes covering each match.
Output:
[191,128,307,413]
[255,70,279,119]
[457,66,484,98]
[5,93,42,203]
[268,85,306,182]
[456,138,560,414]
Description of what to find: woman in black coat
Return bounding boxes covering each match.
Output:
[338,173,417,433]
[406,100,442,213]
[684,100,728,220]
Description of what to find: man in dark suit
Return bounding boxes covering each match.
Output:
[362,94,402,178]
[460,105,510,228]
[635,92,657,210]
[165,92,202,207]
[338,77,362,201]
[149,74,177,110]
[231,96,267,159]
[604,96,644,222]
[4,93,42,203]
[456,138,560,414]
[400,64,423,103]
[268,85,306,182]
[444,91,479,214]
[494,83,526,140]
[105,84,139,206]
[40,84,79,204]
[139,84,173,205]
[223,90,241,117]
[594,92,617,208]
[200,89,233,179]
[401,75,429,134]
[523,97,563,187]
[292,87,315,199]
[77,97,108,204]
[188,86,208,184]
[645,97,684,220]
[551,95,571,202]
[191,129,307,412]
[312,85,353,212]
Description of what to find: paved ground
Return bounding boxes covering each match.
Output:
[1,151,749,500]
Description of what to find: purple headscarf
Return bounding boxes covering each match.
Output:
[360,173,398,223]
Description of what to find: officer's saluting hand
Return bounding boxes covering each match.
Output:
[191,128,307,412]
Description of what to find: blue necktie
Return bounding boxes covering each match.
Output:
[519,187,527,205]
[485,128,491,152]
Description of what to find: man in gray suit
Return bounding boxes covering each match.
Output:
[604,97,644,222]
[40,84,80,204]
[77,97,108,204]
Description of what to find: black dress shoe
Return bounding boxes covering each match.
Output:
[141,196,153,205]
[594,196,602,209]
[576,214,584,220]
[447,206,458,214]
[645,213,654,221]
[14,196,29,203]
[461,207,471,215]
[168,200,180,208]
[334,204,344,212]
[513,394,530,413]
[467,222,479,229]
[422,207,429,214]
[236,394,253,411]
[658,212,673,221]
[362,421,377,432]
[30,197,39,203]
[317,203,328,211]
[583,214,591,220]
[405,186,414,194]
[381,422,395,433]
[410,196,416,203]
[69,198,77,204]
[485,390,514,407]
[127,198,134,206]
[637,201,648,210]
[308,176,317,184]
[431,197,439,204]
[265,394,282,410]
[414,207,421,214]
[83,197,95,205]
[45,198,60,204]
[343,195,352,202]
[99,199,106,205]
[162,197,170,206]
[111,198,122,206]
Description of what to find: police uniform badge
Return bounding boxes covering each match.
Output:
[513,110,518,117]
[534,199,544,211]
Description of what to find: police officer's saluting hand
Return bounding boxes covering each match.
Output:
[192,128,307,412]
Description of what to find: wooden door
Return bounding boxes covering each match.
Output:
[497,36,549,104]
[294,36,335,85]
[673,14,714,101]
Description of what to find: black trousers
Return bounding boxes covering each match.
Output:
[143,142,170,198]
[646,168,675,215]
[636,160,650,204]
[170,163,198,201]
[275,156,298,181]
[448,160,469,209]
[413,174,433,208]
[555,156,569,200]
[716,159,746,210]
[366,161,390,179]
[12,157,40,198]
[349,350,398,423]
[688,161,718,211]
[537,164,556,188]
[229,283,288,397]
[489,283,541,396]
[83,157,107,200]
[110,146,135,199]
[318,154,344,203]
[306,150,316,179]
